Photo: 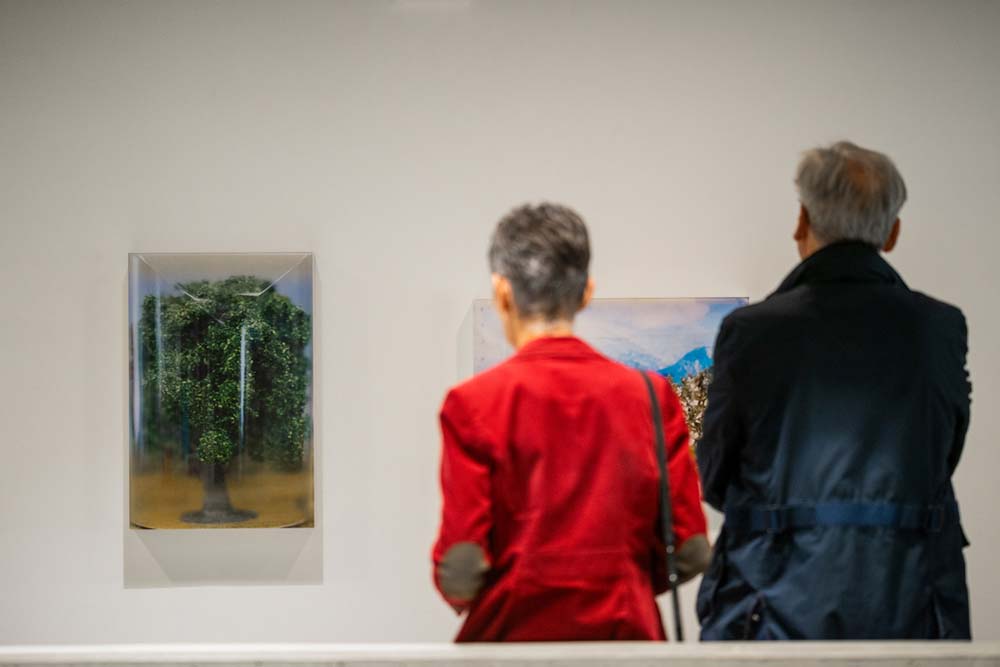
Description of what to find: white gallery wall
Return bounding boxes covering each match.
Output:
[1,0,998,643]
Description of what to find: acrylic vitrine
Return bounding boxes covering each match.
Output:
[128,253,314,529]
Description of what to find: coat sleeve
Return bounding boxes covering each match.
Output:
[696,317,744,511]
[432,389,494,612]
[947,309,972,475]
[652,378,709,594]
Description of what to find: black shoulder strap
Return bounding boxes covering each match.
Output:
[640,370,684,642]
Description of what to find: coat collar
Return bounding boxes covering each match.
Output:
[772,241,907,296]
[515,335,602,360]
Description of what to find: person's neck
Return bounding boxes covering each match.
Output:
[798,235,827,261]
[512,319,575,350]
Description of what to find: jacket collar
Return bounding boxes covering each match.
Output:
[772,241,907,296]
[515,335,602,360]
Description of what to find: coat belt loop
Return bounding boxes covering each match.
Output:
[925,504,945,533]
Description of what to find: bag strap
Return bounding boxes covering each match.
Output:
[640,370,684,642]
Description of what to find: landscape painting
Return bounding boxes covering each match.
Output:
[472,297,748,445]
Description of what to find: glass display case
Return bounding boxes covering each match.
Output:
[128,253,314,529]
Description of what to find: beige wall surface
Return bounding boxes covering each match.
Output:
[0,0,998,643]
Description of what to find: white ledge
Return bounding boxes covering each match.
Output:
[1,643,999,666]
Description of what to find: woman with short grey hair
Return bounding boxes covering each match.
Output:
[487,204,592,342]
[431,203,709,642]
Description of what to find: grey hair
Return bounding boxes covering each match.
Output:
[795,141,907,247]
[488,203,591,320]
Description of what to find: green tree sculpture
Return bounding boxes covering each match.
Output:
[139,276,311,524]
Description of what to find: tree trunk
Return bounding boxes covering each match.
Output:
[181,462,257,524]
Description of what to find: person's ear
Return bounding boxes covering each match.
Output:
[492,273,513,315]
[794,204,811,242]
[882,218,901,253]
[579,277,595,312]
[794,205,816,260]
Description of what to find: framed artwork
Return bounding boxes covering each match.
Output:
[128,253,314,529]
[472,297,748,444]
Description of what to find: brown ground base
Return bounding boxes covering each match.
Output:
[131,468,314,529]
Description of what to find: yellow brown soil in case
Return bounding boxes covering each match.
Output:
[131,468,314,529]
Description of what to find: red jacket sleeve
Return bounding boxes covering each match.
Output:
[652,377,708,594]
[432,389,494,611]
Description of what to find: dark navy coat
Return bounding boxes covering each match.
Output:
[696,241,972,640]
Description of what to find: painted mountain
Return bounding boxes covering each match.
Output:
[608,345,666,372]
[472,298,747,375]
[659,346,712,383]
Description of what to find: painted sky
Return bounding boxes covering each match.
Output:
[473,297,747,374]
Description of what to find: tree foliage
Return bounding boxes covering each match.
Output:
[670,367,712,449]
[139,276,311,470]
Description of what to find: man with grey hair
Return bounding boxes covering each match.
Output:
[696,141,972,639]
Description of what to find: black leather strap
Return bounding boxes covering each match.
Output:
[640,371,684,642]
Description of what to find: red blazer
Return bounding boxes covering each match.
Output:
[433,336,707,641]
